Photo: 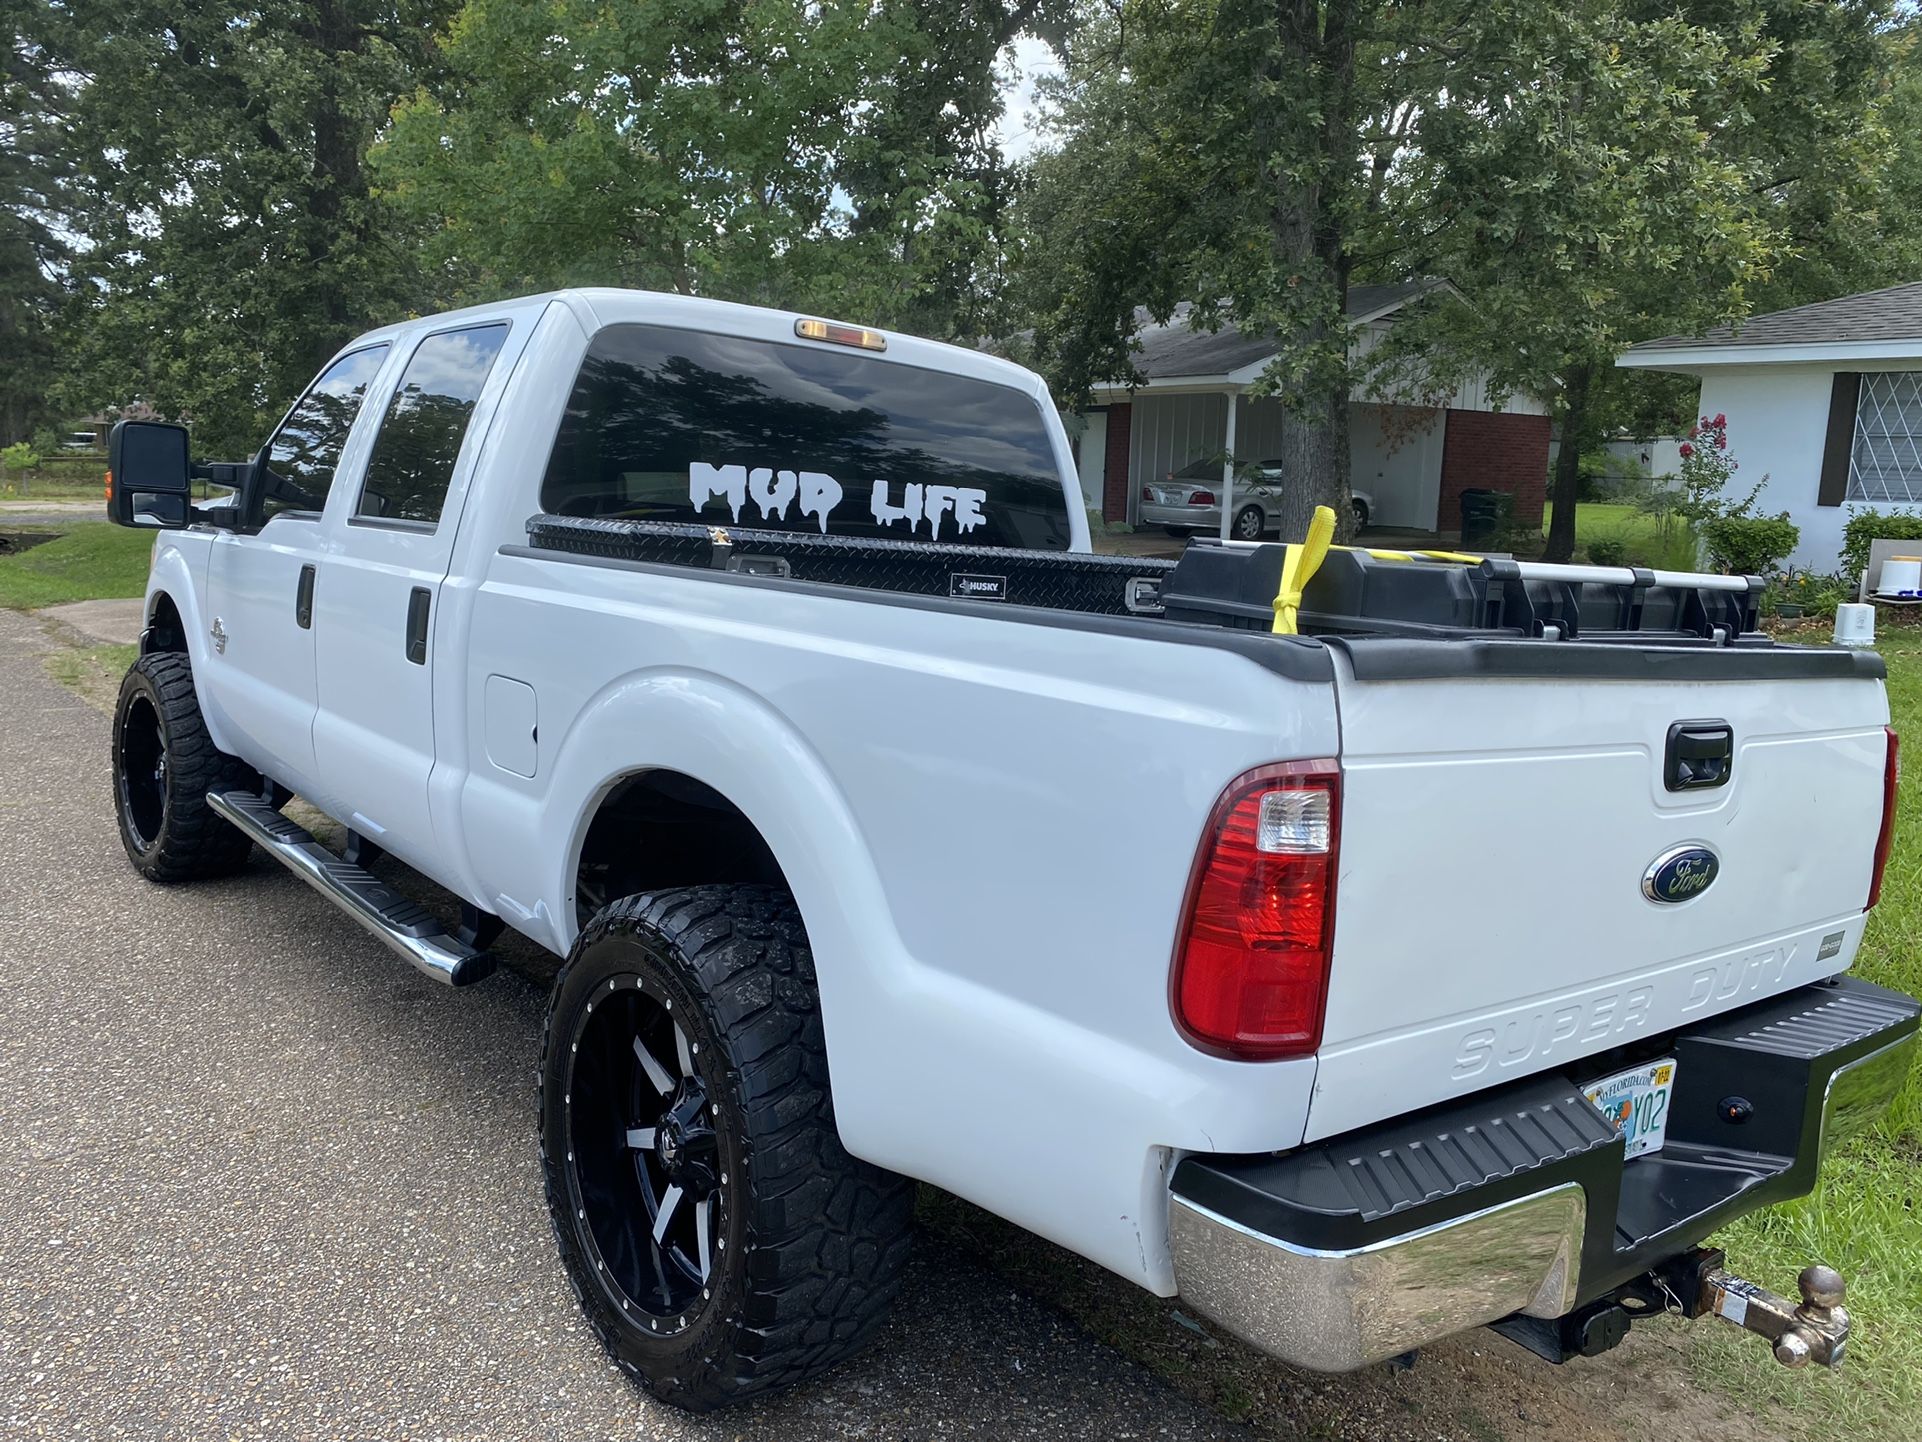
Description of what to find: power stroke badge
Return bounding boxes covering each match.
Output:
[1642,844,1720,904]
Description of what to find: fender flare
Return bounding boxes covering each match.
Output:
[536,666,920,1158]
[142,549,244,756]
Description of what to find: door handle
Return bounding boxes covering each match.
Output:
[405,587,431,665]
[295,564,315,630]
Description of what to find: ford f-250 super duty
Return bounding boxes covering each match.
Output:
[103,289,1917,1411]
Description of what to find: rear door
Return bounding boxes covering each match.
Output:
[309,317,521,873]
[201,344,390,794]
[1308,656,1892,1141]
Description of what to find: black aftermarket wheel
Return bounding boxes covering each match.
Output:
[541,886,915,1411]
[112,652,256,882]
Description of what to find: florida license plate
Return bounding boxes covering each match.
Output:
[1584,1059,1678,1159]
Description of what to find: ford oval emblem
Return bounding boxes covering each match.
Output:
[1643,845,1720,904]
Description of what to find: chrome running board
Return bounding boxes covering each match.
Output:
[208,789,495,986]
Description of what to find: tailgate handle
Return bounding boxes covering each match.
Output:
[1666,720,1733,791]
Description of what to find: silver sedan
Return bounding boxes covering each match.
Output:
[1140,456,1372,540]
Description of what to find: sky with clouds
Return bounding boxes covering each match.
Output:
[991,36,1062,162]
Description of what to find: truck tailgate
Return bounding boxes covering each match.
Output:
[1309,646,1892,1142]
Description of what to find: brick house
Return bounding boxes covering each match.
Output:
[1069,281,1550,535]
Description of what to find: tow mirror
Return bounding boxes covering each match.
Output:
[106,420,193,528]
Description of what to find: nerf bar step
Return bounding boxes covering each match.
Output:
[207,789,496,987]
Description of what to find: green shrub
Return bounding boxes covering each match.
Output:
[1700,513,1800,576]
[1765,570,1850,621]
[1585,535,1629,567]
[1840,508,1922,583]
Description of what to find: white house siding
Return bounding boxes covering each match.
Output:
[1695,362,1922,575]
[1061,410,1108,514]
[1349,405,1445,530]
[1545,436,1687,484]
[1348,322,1550,416]
[1126,392,1443,528]
[1128,393,1231,491]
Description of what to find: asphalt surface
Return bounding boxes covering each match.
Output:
[0,607,1244,1441]
[36,599,143,646]
[0,501,106,529]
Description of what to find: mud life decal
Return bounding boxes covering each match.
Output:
[690,462,989,540]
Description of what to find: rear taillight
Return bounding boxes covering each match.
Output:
[1188,489,1215,506]
[1171,761,1339,1060]
[1141,486,1154,502]
[1868,726,1899,911]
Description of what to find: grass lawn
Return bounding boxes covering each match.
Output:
[0,526,154,609]
[0,457,110,504]
[1541,500,1700,570]
[0,476,109,503]
[44,642,139,712]
[1683,623,1922,1431]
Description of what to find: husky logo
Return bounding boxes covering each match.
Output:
[690,462,988,540]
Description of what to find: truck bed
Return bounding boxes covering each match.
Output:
[523,512,1883,682]
[520,510,1893,1144]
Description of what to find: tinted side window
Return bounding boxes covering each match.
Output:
[260,345,390,522]
[540,324,1071,549]
[357,323,510,526]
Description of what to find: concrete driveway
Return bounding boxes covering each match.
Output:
[0,607,1243,1441]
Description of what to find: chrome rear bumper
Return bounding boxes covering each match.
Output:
[1168,978,1917,1372]
[1169,1183,1585,1371]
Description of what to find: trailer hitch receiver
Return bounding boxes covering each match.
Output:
[1700,1264,1850,1370]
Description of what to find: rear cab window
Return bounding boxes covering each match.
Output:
[356,322,510,528]
[540,324,1072,549]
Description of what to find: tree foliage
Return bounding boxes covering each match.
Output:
[1019,0,1916,551]
[31,0,455,453]
[1018,0,1390,536]
[1411,0,1908,559]
[375,0,1059,339]
[1375,1,1806,558]
[6,0,1922,508]
[0,9,72,442]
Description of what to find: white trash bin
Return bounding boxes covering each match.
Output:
[1834,602,1876,647]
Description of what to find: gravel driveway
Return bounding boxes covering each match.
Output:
[0,607,1243,1440]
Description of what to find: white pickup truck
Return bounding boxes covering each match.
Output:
[104,289,1917,1410]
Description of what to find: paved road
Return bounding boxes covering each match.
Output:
[0,501,106,529]
[0,607,1242,1441]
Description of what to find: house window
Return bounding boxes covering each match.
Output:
[1849,372,1922,503]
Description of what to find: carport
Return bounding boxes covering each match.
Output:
[1068,282,1551,538]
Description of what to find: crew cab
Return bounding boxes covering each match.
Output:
[104,289,1916,1409]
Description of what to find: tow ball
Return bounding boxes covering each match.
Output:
[1498,1250,1852,1369]
[1698,1263,1850,1369]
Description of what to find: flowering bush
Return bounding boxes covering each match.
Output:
[1670,414,1738,524]
[1654,414,1798,574]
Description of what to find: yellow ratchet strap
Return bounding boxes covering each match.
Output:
[1271,504,1338,635]
[1357,547,1484,564]
[1271,512,1483,634]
